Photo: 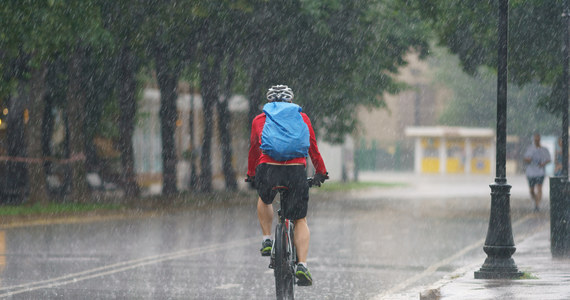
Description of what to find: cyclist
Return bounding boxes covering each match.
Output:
[247,85,328,286]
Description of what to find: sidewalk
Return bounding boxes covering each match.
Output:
[420,226,570,300]
[357,171,541,200]
[356,171,569,300]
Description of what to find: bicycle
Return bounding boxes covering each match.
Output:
[271,177,316,300]
[247,176,316,300]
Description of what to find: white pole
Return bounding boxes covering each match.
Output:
[415,137,422,174]
[465,138,472,174]
[440,137,447,174]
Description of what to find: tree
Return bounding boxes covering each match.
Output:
[238,0,430,142]
[57,2,108,202]
[403,0,567,115]
[43,56,71,196]
[145,0,198,195]
[430,46,557,136]
[0,1,107,203]
[197,38,222,193]
[218,51,238,191]
[1,2,49,203]
[155,44,182,195]
[193,0,251,192]
[100,1,149,198]
[212,4,245,191]
[0,0,434,199]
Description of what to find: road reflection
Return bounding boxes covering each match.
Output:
[0,230,5,274]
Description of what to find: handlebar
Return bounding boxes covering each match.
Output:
[245,176,319,187]
[307,177,315,187]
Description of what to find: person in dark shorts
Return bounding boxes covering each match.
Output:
[255,164,309,221]
[523,133,551,211]
[246,85,328,286]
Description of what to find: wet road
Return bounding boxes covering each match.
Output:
[0,173,548,299]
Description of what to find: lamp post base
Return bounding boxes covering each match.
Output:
[474,183,522,279]
[474,270,523,279]
[474,254,523,279]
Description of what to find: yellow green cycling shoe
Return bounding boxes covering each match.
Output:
[295,264,313,286]
[260,239,272,257]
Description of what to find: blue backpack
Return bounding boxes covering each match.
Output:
[260,102,310,161]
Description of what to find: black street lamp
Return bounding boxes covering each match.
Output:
[474,0,523,279]
[562,0,570,180]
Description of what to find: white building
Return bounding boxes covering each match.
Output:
[405,126,495,175]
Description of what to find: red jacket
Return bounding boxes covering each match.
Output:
[247,112,327,177]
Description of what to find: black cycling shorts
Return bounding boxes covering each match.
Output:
[255,163,309,220]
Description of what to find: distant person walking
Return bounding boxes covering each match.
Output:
[523,133,551,211]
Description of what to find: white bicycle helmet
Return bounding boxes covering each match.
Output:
[266,85,294,102]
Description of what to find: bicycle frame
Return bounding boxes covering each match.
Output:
[245,176,316,300]
[271,178,314,300]
[271,188,296,300]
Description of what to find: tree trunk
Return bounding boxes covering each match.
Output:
[198,52,222,193]
[3,53,31,204]
[189,89,198,190]
[118,47,140,198]
[155,48,180,196]
[65,46,89,203]
[42,91,54,193]
[25,65,49,205]
[5,84,27,204]
[247,64,264,128]
[62,112,72,195]
[217,53,237,191]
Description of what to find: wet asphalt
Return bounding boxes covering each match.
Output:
[0,173,548,299]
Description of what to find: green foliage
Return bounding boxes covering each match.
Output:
[99,96,120,139]
[404,0,567,116]
[0,0,109,64]
[432,46,557,136]
[0,0,435,186]
[0,0,432,145]
[518,272,539,280]
[317,181,406,192]
[234,0,430,142]
[0,203,121,216]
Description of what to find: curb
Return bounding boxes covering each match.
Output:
[418,262,481,300]
[418,219,550,300]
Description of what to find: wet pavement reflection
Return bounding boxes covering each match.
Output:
[0,173,548,299]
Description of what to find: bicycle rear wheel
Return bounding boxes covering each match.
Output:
[274,223,295,300]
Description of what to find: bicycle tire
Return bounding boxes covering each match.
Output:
[286,222,296,299]
[274,223,295,300]
[274,223,286,299]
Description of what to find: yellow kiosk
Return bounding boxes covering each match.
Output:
[405,126,494,175]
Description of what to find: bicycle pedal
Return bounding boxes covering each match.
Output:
[296,279,312,287]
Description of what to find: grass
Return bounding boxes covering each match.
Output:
[317,181,406,192]
[0,203,123,216]
[450,274,462,280]
[0,182,400,217]
[518,272,539,279]
[0,190,254,218]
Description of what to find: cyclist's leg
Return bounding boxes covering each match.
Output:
[281,165,313,284]
[256,164,277,236]
[255,164,278,255]
[257,197,273,236]
[293,217,312,286]
[293,217,310,263]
